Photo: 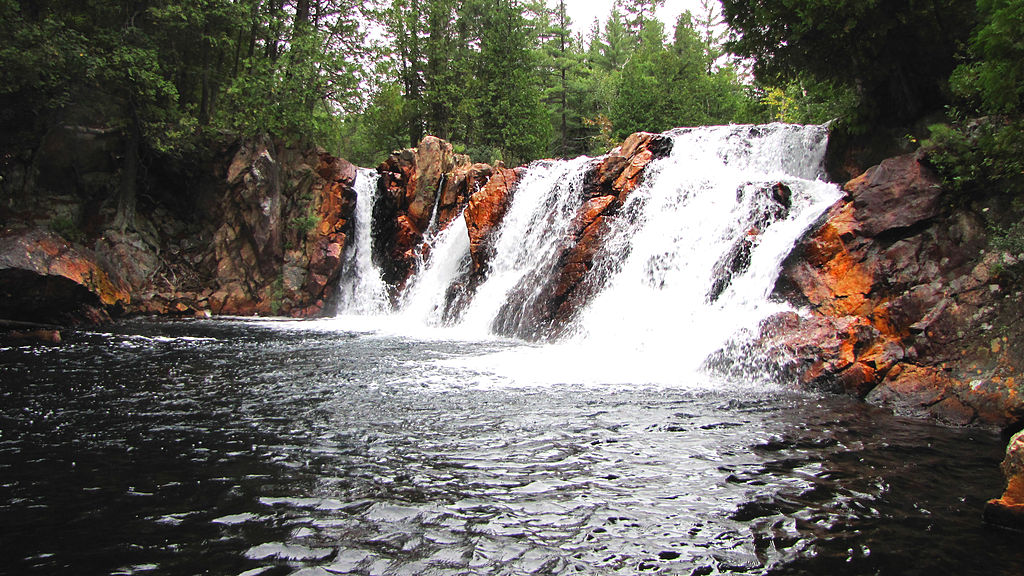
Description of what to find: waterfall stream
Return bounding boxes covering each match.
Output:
[340,123,842,385]
[335,168,389,315]
[5,124,1019,576]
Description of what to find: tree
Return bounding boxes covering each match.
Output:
[609,13,754,137]
[720,0,977,124]
[1,0,370,229]
[951,0,1024,114]
[618,0,665,38]
[473,0,551,164]
[539,0,588,157]
[923,0,1024,198]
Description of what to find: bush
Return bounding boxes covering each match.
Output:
[922,115,1024,196]
[49,215,84,244]
[291,213,320,237]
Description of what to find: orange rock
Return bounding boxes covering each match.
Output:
[465,167,519,274]
[985,431,1024,529]
[0,228,130,324]
[572,196,617,236]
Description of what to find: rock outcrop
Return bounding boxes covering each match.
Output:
[465,167,522,276]
[0,228,130,324]
[372,136,472,294]
[1,134,360,322]
[764,152,1024,428]
[985,430,1024,529]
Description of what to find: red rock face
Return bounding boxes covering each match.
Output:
[767,152,1024,428]
[465,167,520,275]
[201,140,359,317]
[985,430,1024,529]
[373,137,471,292]
[0,228,130,324]
[438,163,492,230]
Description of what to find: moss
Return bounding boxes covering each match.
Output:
[49,215,84,244]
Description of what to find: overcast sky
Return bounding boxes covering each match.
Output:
[563,0,715,36]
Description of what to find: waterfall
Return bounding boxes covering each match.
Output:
[335,168,389,315]
[398,211,472,326]
[561,124,842,382]
[338,124,841,384]
[456,157,592,337]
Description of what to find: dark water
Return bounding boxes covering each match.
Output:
[1,318,1021,576]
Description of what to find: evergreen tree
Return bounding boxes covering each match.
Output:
[618,0,665,38]
[720,0,977,124]
[540,0,585,156]
[473,0,550,164]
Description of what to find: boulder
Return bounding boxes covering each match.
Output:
[847,153,944,237]
[193,141,358,317]
[0,228,129,324]
[767,152,1024,428]
[985,430,1024,529]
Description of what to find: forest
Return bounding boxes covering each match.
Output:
[1,0,1022,192]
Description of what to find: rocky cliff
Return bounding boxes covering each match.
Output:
[1,130,360,322]
[762,152,1023,430]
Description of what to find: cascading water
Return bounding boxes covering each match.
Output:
[397,211,471,326]
[334,168,389,315]
[456,157,592,337]
[339,124,841,384]
[564,124,842,379]
[399,123,843,385]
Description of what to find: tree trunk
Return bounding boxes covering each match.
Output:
[114,106,141,233]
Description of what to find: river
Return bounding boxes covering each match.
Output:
[1,318,1022,575]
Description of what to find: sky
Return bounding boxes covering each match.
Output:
[563,0,714,37]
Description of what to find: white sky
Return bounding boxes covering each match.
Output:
[563,0,714,37]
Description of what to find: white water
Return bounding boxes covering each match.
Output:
[334,168,389,315]
[457,156,592,337]
[555,124,842,384]
[398,210,471,326]
[334,124,842,387]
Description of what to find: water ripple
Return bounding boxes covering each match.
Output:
[0,319,1019,576]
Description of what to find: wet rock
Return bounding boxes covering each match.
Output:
[584,132,672,202]
[535,132,673,332]
[438,163,492,230]
[847,153,944,237]
[985,430,1024,530]
[769,151,1024,428]
[1,328,62,344]
[0,228,129,324]
[465,167,520,275]
[374,137,474,292]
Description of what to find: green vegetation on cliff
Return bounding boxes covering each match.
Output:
[2,0,1023,192]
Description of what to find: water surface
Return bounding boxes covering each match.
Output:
[1,318,1021,576]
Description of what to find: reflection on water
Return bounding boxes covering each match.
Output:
[0,318,1021,576]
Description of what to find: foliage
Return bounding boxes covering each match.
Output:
[921,1,1024,199]
[923,116,1024,196]
[759,77,859,125]
[609,13,756,139]
[49,215,85,244]
[720,0,977,125]
[949,0,1024,115]
[291,212,320,237]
